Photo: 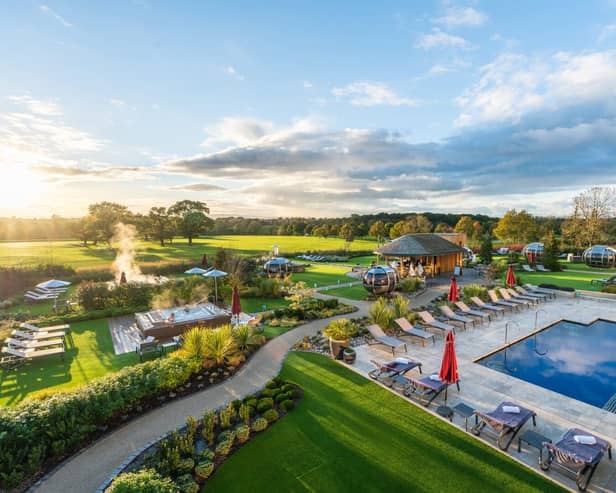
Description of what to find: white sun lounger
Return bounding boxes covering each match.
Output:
[2,346,64,360]
[5,337,64,349]
[11,329,66,340]
[522,264,535,272]
[535,264,551,272]
[20,323,70,332]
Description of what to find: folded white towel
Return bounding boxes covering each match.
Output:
[429,374,440,381]
[502,405,520,414]
[394,357,410,364]
[574,435,597,445]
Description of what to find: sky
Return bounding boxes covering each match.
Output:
[1,1,616,219]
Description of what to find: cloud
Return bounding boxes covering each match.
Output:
[302,81,313,89]
[223,65,244,80]
[33,164,150,183]
[434,7,487,28]
[201,117,276,148]
[40,4,72,27]
[9,94,62,116]
[169,183,227,192]
[599,24,616,43]
[332,81,420,107]
[416,28,471,50]
[455,50,616,127]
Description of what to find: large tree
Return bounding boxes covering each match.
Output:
[493,209,538,244]
[87,202,130,245]
[339,223,355,250]
[168,200,213,245]
[368,220,388,245]
[148,206,173,246]
[454,216,475,240]
[562,187,615,248]
[389,215,432,239]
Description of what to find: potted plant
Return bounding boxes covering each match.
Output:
[342,347,356,364]
[323,319,357,360]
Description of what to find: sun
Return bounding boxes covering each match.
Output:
[0,165,46,209]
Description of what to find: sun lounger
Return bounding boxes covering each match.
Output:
[438,305,475,329]
[35,287,68,295]
[2,346,65,361]
[513,286,549,301]
[11,329,65,340]
[368,357,422,387]
[417,311,456,334]
[470,297,505,316]
[20,323,70,332]
[397,373,458,407]
[522,264,535,272]
[24,292,57,302]
[524,284,556,299]
[5,337,64,349]
[454,301,492,322]
[487,290,520,311]
[535,264,551,272]
[541,428,612,492]
[394,318,436,345]
[471,401,536,451]
[497,288,533,306]
[366,324,407,356]
[503,288,540,305]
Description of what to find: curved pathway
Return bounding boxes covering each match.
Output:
[32,302,372,493]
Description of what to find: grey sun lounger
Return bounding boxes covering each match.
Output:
[541,428,612,492]
[497,288,534,306]
[502,288,539,305]
[471,401,537,451]
[394,318,436,345]
[2,345,65,361]
[487,290,520,311]
[417,311,456,334]
[11,329,66,340]
[513,286,549,301]
[454,301,492,322]
[470,297,505,316]
[438,305,475,329]
[524,284,556,299]
[396,373,459,407]
[368,357,422,387]
[366,325,407,356]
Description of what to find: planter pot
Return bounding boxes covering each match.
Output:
[329,339,349,360]
[343,349,356,364]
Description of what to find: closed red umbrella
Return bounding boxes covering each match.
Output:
[439,331,459,401]
[505,265,516,286]
[528,251,534,264]
[231,285,241,318]
[447,276,460,302]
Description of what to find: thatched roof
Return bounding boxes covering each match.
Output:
[375,234,464,257]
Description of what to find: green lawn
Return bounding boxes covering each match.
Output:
[0,236,377,270]
[0,318,138,407]
[290,264,353,287]
[1,286,78,317]
[238,297,290,313]
[261,325,296,339]
[345,254,377,267]
[324,284,368,301]
[513,270,609,291]
[207,352,564,493]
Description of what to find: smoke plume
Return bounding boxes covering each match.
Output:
[112,222,145,283]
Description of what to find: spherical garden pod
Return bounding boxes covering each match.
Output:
[582,245,616,268]
[263,257,291,276]
[522,242,544,260]
[362,265,399,295]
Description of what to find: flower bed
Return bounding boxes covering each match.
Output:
[105,378,303,492]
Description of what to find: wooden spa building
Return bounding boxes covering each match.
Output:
[375,233,465,277]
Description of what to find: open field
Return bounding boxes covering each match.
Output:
[513,270,610,291]
[0,236,377,270]
[208,352,564,493]
[290,263,355,287]
[324,284,368,300]
[0,318,138,407]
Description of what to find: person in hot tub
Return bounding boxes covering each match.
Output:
[168,312,175,323]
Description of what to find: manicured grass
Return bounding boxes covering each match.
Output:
[324,284,368,301]
[261,325,295,339]
[0,236,377,270]
[290,264,353,287]
[208,352,565,493]
[1,286,78,317]
[0,318,138,407]
[238,297,290,314]
[513,270,609,291]
[345,254,378,267]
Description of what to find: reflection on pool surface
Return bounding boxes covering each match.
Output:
[477,319,616,410]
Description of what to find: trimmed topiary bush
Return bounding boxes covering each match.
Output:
[251,417,268,432]
[235,424,250,444]
[194,460,215,483]
[175,473,199,493]
[217,430,236,444]
[275,392,289,403]
[265,380,279,389]
[215,440,233,457]
[177,457,195,475]
[196,448,214,462]
[108,469,176,493]
[263,409,280,423]
[281,384,295,393]
[256,397,274,412]
[279,399,295,412]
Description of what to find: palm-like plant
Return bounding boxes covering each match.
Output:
[232,324,266,352]
[391,295,410,320]
[204,324,237,367]
[369,297,394,331]
[180,327,207,361]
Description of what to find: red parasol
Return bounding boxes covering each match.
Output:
[447,276,460,302]
[439,331,459,401]
[231,285,241,317]
[505,265,516,286]
[201,254,208,266]
[528,251,534,264]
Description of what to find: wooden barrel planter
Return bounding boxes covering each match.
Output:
[329,339,349,360]
[343,348,356,364]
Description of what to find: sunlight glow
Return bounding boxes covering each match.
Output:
[0,165,46,208]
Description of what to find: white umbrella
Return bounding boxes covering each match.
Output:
[203,269,228,303]
[184,267,209,275]
[36,279,71,289]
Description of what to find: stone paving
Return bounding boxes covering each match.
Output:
[350,292,616,493]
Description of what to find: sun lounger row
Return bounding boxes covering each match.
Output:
[24,291,59,302]
[1,345,65,361]
[522,264,551,272]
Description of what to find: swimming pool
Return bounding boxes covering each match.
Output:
[477,318,616,411]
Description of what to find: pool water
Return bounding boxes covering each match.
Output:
[477,319,616,410]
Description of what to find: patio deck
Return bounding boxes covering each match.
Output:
[352,292,616,492]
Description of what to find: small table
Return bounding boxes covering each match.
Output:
[436,405,453,421]
[453,402,477,432]
[518,430,551,462]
